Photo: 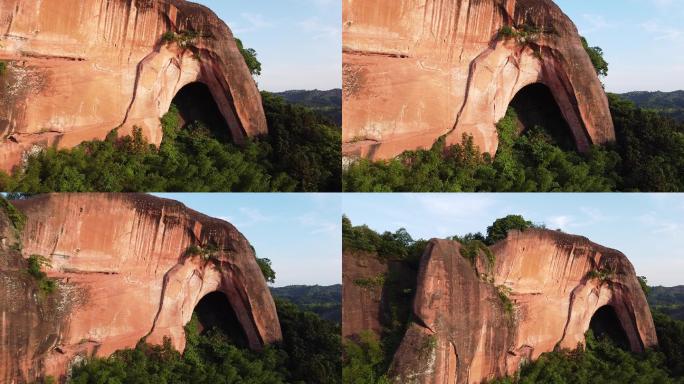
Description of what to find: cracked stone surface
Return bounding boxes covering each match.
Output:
[342,0,615,160]
[0,0,266,171]
[1,193,280,383]
[344,229,657,384]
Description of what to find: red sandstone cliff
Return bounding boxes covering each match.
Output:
[0,194,281,383]
[342,251,389,338]
[344,229,657,384]
[342,0,615,161]
[0,0,267,171]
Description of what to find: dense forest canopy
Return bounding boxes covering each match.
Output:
[620,91,684,123]
[270,285,342,324]
[274,89,342,128]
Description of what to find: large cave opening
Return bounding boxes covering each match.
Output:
[508,83,576,150]
[171,82,232,142]
[589,305,630,350]
[193,291,248,347]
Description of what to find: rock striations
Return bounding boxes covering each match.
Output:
[344,229,657,384]
[0,0,267,171]
[342,0,615,161]
[0,194,281,383]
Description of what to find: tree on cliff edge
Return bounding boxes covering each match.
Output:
[236,38,262,77]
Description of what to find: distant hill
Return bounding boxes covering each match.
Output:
[619,91,684,122]
[649,285,684,321]
[271,284,342,324]
[273,89,342,127]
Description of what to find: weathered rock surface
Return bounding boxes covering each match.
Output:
[0,0,266,171]
[349,229,656,384]
[342,251,389,338]
[0,194,281,383]
[343,251,418,340]
[342,0,615,161]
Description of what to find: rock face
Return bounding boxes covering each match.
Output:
[342,251,389,338]
[1,194,281,383]
[0,0,267,171]
[387,230,657,384]
[342,251,418,340]
[342,0,615,161]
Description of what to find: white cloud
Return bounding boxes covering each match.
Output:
[579,14,614,34]
[231,207,274,228]
[640,19,683,41]
[297,212,340,235]
[410,194,496,219]
[547,215,573,231]
[228,12,274,34]
[298,17,341,40]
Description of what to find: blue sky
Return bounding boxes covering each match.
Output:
[555,0,684,92]
[344,194,684,287]
[155,193,341,287]
[192,0,341,92]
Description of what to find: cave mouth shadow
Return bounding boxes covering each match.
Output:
[508,83,577,151]
[589,305,630,350]
[171,82,232,142]
[193,291,248,348]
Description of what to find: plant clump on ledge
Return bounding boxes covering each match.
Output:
[27,254,57,295]
[498,23,556,45]
[161,30,202,48]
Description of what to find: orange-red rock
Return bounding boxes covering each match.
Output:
[342,251,389,338]
[342,0,615,161]
[0,194,280,383]
[0,0,266,172]
[389,230,657,384]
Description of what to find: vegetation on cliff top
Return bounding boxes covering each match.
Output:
[235,38,262,77]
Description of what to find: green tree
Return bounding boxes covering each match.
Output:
[343,331,390,384]
[256,257,276,284]
[581,37,609,78]
[638,276,651,297]
[0,94,340,192]
[236,38,262,77]
[486,215,535,244]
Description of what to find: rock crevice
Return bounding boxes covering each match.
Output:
[0,0,267,171]
[342,0,615,161]
[0,194,281,383]
[344,229,657,384]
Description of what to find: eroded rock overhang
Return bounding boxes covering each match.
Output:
[342,0,615,161]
